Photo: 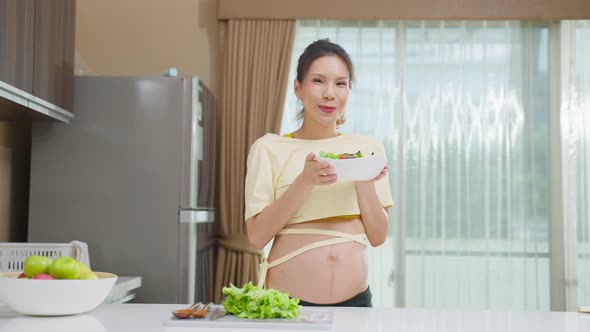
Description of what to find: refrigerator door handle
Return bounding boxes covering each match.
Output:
[179,210,215,224]
[180,77,204,209]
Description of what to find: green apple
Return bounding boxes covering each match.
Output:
[49,257,80,279]
[78,261,98,280]
[23,255,52,278]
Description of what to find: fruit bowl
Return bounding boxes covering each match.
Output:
[316,153,388,182]
[0,271,117,316]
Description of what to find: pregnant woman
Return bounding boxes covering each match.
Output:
[244,39,393,307]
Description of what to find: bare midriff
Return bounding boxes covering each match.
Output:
[265,216,368,304]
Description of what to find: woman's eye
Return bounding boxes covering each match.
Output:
[312,78,323,83]
[337,82,347,86]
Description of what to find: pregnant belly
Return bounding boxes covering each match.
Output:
[265,218,369,304]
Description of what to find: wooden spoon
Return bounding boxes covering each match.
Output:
[192,302,212,319]
[172,309,194,319]
[192,307,208,319]
[171,303,200,319]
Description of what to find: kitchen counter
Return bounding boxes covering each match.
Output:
[0,303,589,332]
[104,276,142,304]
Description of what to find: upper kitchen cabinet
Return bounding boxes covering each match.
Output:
[0,0,75,122]
[0,0,35,94]
[33,0,76,112]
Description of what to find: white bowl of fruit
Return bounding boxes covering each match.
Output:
[0,255,117,316]
[316,150,388,182]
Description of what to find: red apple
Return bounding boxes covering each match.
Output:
[32,273,55,280]
[17,272,27,279]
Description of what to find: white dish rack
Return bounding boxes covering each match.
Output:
[0,241,91,273]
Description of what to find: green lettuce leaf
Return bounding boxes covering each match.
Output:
[319,150,366,159]
[221,282,301,319]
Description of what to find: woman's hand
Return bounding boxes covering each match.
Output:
[357,164,389,185]
[373,164,389,182]
[297,152,337,186]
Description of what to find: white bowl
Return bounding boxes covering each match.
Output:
[316,154,388,182]
[0,271,117,316]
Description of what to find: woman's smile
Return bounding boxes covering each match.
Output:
[318,105,337,113]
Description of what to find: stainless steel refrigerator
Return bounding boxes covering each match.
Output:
[27,76,217,304]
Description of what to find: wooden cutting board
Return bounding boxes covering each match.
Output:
[163,309,334,330]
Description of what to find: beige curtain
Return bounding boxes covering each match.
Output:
[214,19,296,302]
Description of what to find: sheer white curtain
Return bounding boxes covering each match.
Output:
[561,20,590,308]
[281,20,551,310]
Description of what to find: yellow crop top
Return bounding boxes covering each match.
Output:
[244,133,393,224]
[283,132,360,219]
[244,132,394,288]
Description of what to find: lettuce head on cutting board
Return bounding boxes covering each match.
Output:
[221,282,301,319]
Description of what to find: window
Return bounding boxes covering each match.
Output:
[282,20,557,310]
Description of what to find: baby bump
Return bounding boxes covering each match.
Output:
[266,228,369,304]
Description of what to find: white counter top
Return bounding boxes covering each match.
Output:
[1,303,589,332]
